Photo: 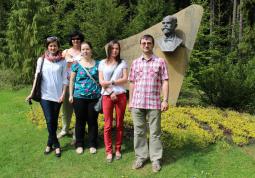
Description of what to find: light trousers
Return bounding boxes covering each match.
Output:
[61,89,73,133]
[132,108,162,162]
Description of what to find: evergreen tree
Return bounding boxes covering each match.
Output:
[49,0,82,49]
[0,0,12,68]
[186,0,255,112]
[123,0,175,37]
[6,0,52,83]
[77,0,127,58]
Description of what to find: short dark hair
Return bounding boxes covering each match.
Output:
[68,30,84,46]
[46,36,60,48]
[140,34,154,45]
[107,40,122,64]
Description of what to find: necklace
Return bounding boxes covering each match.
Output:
[80,58,95,68]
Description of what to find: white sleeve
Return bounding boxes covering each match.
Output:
[98,60,105,72]
[35,57,43,75]
[122,60,128,69]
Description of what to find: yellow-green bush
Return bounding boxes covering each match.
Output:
[26,104,255,149]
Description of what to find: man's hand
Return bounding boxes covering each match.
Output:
[161,101,168,112]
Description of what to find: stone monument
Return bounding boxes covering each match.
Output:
[112,5,203,105]
[157,15,183,52]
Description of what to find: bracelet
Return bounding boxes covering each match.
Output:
[111,80,115,85]
[109,91,114,95]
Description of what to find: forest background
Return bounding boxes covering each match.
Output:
[0,0,255,113]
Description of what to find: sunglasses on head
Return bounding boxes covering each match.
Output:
[72,37,81,40]
[47,36,58,42]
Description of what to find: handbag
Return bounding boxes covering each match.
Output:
[94,95,103,113]
[31,57,44,102]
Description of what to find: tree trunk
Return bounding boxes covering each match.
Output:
[238,0,243,41]
[210,0,215,34]
[231,0,237,40]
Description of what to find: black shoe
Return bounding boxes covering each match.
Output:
[44,146,52,155]
[55,148,61,157]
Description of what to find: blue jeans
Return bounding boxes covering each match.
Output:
[40,99,62,148]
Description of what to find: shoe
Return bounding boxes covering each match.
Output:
[152,160,161,173]
[89,147,97,154]
[57,131,67,139]
[55,148,61,158]
[115,152,122,160]
[44,146,52,155]
[76,147,84,154]
[106,154,113,163]
[132,159,144,170]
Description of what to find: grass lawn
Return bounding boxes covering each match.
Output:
[1,88,255,178]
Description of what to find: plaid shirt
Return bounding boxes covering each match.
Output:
[128,55,169,109]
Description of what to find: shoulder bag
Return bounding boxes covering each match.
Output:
[31,57,44,102]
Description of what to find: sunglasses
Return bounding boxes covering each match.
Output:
[72,37,81,41]
[47,36,58,42]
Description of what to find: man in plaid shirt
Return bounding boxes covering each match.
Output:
[128,34,169,172]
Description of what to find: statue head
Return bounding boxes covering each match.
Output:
[161,15,177,38]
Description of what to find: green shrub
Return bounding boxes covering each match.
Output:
[197,57,255,113]
[0,69,28,90]
[177,75,208,107]
[26,105,255,149]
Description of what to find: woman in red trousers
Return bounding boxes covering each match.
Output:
[99,40,128,163]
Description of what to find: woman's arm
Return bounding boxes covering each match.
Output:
[99,70,114,95]
[111,68,128,85]
[99,70,112,88]
[59,84,67,103]
[25,74,38,102]
[69,71,76,103]
[62,49,67,58]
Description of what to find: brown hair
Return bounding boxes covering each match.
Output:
[81,41,93,50]
[107,40,122,64]
[45,36,60,48]
[43,36,62,58]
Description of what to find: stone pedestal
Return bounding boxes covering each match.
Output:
[116,4,203,105]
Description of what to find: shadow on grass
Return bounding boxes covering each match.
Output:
[122,126,216,167]
[59,127,135,155]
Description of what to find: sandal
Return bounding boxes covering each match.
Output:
[106,154,113,163]
[115,152,122,160]
[44,146,52,155]
[55,148,61,157]
[76,147,84,154]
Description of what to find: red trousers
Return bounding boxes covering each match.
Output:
[102,93,127,154]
